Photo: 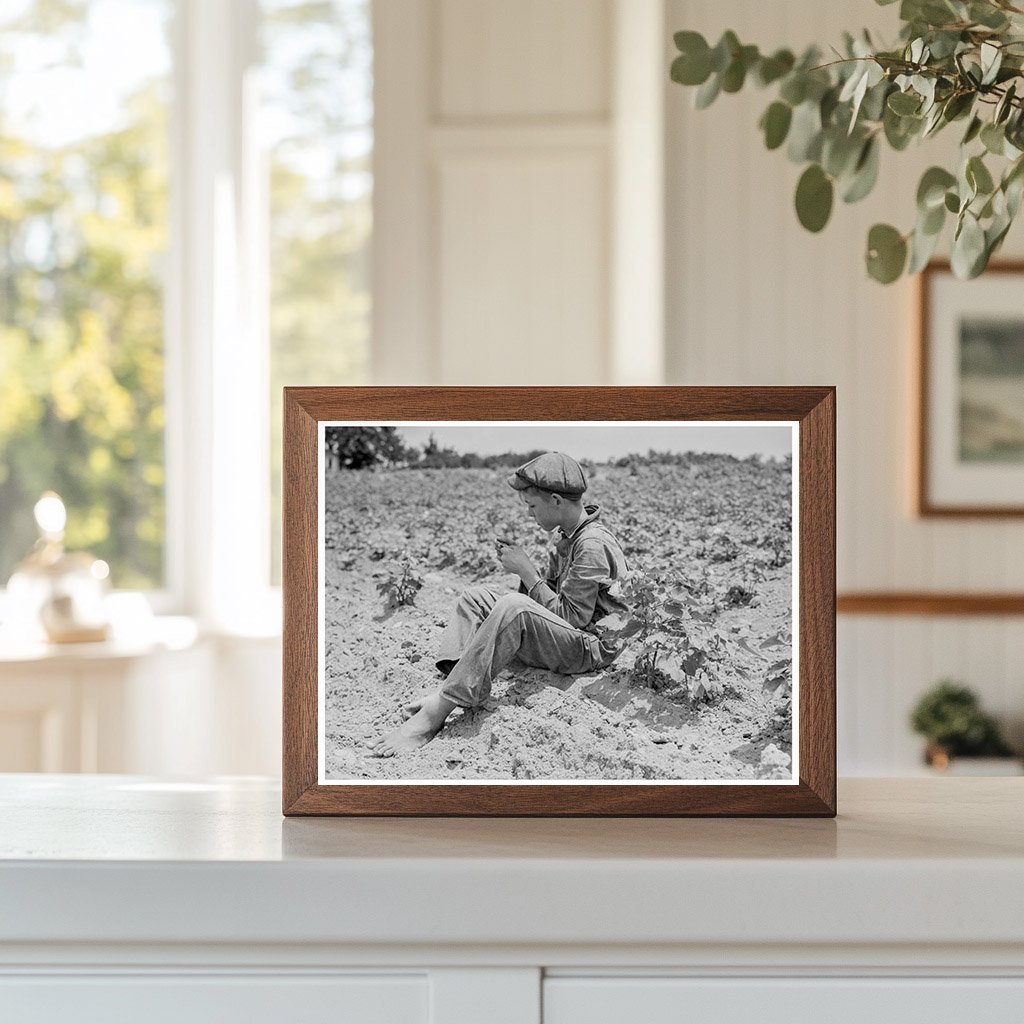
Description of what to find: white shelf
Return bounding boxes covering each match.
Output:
[1,776,1022,949]
[2,775,1022,1021]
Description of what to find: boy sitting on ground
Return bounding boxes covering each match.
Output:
[372,451,629,757]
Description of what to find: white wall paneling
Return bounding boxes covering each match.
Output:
[437,0,610,120]
[373,0,665,385]
[436,147,609,384]
[665,0,1024,774]
[371,0,436,384]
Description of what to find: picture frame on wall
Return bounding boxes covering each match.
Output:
[282,387,836,817]
[917,261,1024,517]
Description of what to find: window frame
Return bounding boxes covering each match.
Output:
[166,0,279,633]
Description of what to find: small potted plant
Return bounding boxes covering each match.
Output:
[910,680,1020,773]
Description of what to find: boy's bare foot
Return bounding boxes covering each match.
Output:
[401,691,435,719]
[372,692,457,757]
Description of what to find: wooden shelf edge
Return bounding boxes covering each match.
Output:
[838,593,1024,616]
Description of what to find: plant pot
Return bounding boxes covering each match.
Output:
[924,744,1024,776]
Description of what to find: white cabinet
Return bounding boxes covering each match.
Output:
[1,777,1022,1023]
[0,975,427,1024]
[0,625,282,776]
[544,977,1024,1024]
[0,637,210,773]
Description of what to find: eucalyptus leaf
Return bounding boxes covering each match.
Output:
[903,0,958,28]
[962,115,983,145]
[866,223,908,283]
[951,211,986,278]
[779,74,807,106]
[884,106,921,150]
[754,49,795,87]
[942,91,974,122]
[694,73,721,109]
[970,2,1009,29]
[944,190,960,213]
[710,31,740,73]
[921,199,946,235]
[760,101,793,150]
[822,128,864,178]
[861,79,892,122]
[787,100,823,162]
[917,166,957,210]
[819,85,841,126]
[840,65,871,131]
[888,90,921,115]
[981,122,1006,155]
[721,44,759,93]
[996,82,1017,124]
[977,192,995,220]
[1006,173,1024,218]
[913,75,937,111]
[967,154,995,195]
[1003,157,1024,216]
[908,220,942,273]
[922,103,946,137]
[671,45,712,87]
[926,30,962,60]
[674,29,707,53]
[980,42,1002,86]
[795,164,834,232]
[842,137,880,203]
[958,159,978,206]
[839,62,868,104]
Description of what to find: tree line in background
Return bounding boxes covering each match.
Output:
[324,426,547,470]
[324,427,789,472]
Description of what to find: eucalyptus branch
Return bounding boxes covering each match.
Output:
[670,2,1024,283]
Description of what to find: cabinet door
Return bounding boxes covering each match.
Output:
[544,977,1024,1024]
[0,974,427,1024]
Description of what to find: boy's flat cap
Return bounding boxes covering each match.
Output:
[507,452,587,497]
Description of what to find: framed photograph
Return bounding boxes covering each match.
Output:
[283,387,835,816]
[917,261,1024,516]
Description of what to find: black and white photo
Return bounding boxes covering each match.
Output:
[318,421,797,784]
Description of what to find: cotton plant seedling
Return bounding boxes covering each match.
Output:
[599,568,730,704]
[376,551,424,612]
[760,629,794,700]
[671,0,1024,282]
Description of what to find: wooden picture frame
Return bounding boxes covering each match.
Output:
[917,260,1024,517]
[283,387,836,816]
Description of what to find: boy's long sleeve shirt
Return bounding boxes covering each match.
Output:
[525,504,628,631]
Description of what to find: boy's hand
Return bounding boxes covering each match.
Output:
[495,540,538,584]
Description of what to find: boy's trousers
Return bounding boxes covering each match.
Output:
[436,583,610,709]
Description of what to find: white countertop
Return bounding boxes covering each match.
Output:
[1,775,1022,949]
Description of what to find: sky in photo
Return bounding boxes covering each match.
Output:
[392,423,794,461]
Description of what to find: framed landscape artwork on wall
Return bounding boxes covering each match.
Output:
[282,387,835,816]
[918,262,1024,516]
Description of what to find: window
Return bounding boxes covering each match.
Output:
[0,0,373,622]
[0,0,172,589]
